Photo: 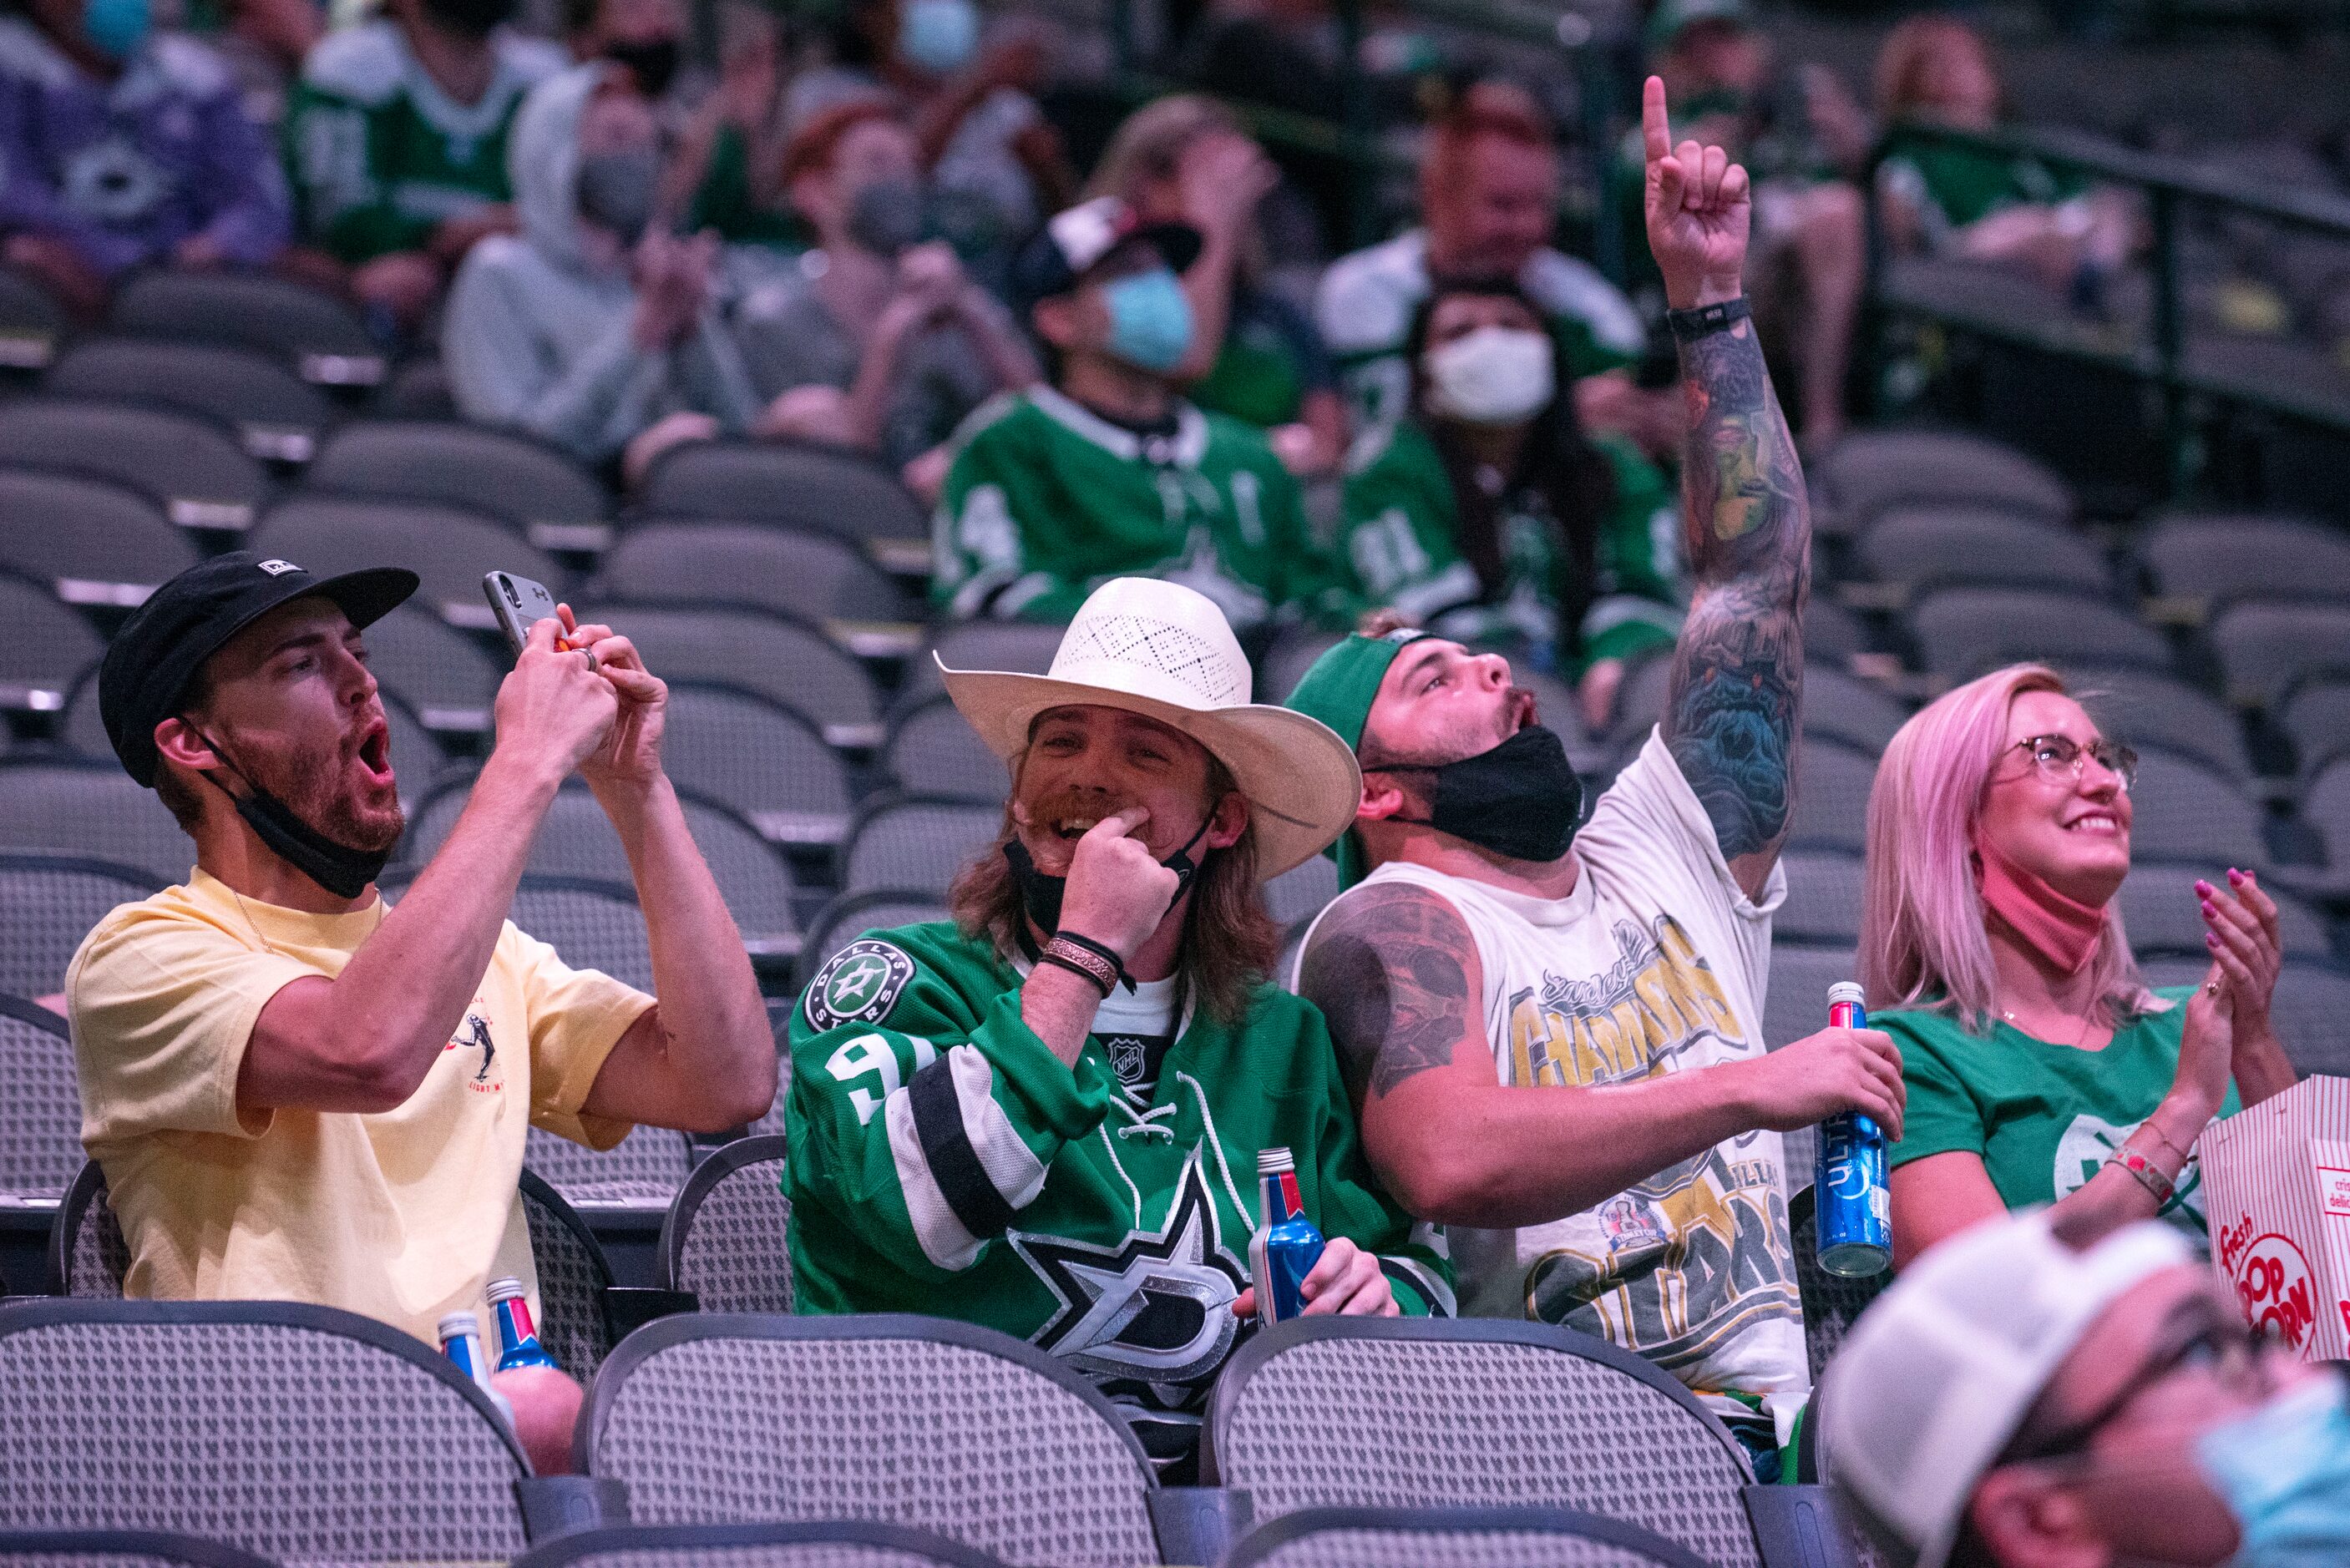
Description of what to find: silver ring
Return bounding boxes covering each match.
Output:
[580,645,600,675]
[2206,979,2221,994]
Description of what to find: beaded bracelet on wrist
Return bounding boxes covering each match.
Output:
[2105,1145,2176,1206]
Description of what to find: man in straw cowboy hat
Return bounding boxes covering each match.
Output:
[1279,78,1902,1475]
[786,575,1452,1474]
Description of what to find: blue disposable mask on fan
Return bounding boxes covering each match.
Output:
[897,0,978,73]
[1102,267,1193,375]
[2194,1374,2350,1568]
[83,0,150,62]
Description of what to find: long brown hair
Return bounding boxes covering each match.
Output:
[947,747,1283,1027]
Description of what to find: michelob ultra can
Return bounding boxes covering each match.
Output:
[1814,981,1892,1277]
[438,1309,517,1425]
[1249,1146,1327,1325]
[487,1276,563,1373]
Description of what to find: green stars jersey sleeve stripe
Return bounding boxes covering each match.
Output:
[899,1044,1051,1266]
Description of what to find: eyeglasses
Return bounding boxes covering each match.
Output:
[2004,1314,2277,1464]
[2007,733,2138,794]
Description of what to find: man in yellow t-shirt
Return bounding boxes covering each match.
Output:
[68,551,778,1474]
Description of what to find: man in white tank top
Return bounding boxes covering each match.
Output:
[1284,78,1903,1470]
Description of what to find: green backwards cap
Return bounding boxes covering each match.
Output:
[1281,625,1436,890]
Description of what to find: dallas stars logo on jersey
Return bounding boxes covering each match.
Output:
[806,940,918,1031]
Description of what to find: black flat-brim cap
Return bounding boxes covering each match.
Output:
[1012,195,1205,310]
[99,551,419,787]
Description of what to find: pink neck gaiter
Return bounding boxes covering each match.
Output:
[1973,830,2108,976]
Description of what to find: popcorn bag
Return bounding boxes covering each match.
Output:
[2202,1076,2350,1360]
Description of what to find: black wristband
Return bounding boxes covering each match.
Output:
[1053,929,1128,985]
[1665,296,1751,343]
[1037,949,1114,999]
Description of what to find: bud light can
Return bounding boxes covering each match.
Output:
[1248,1147,1326,1325]
[486,1277,562,1373]
[1814,982,1892,1278]
[438,1310,517,1426]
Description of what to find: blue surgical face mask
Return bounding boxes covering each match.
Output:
[2194,1374,2350,1567]
[1102,266,1193,375]
[83,0,150,61]
[897,0,978,74]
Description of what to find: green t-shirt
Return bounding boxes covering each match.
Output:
[1882,986,2240,1241]
[1877,125,2087,240]
[683,123,802,248]
[1336,421,1683,673]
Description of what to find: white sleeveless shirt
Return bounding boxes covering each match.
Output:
[1299,728,1810,1415]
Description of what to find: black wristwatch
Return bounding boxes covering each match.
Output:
[1665,296,1751,343]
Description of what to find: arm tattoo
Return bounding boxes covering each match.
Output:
[1664,316,1810,864]
[1299,883,1476,1105]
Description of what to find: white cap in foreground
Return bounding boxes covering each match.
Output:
[1819,1211,2194,1568]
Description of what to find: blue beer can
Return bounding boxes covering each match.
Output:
[1249,1146,1327,1325]
[1814,982,1892,1277]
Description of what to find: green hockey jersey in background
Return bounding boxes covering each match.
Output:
[931,386,1357,636]
[786,920,1453,1471]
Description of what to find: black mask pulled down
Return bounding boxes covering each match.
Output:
[1370,724,1585,865]
[191,726,395,900]
[1003,815,1213,936]
[601,36,680,98]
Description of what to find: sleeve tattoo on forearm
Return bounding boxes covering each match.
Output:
[1664,316,1809,862]
[1300,884,1475,1105]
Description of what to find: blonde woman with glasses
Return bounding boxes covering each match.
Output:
[1860,664,2297,1267]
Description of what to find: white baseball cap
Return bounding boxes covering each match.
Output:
[1819,1211,2195,1568]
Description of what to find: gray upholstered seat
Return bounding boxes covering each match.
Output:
[48,339,336,464]
[107,271,382,386]
[585,603,880,746]
[1760,946,1859,1054]
[305,420,607,537]
[638,440,929,560]
[1787,739,1878,854]
[504,875,656,989]
[252,496,570,625]
[0,573,104,701]
[2137,514,2350,617]
[2272,962,2350,1080]
[1225,1507,1711,1568]
[47,1160,126,1297]
[355,604,505,730]
[1788,1185,1885,1384]
[577,1314,1162,1567]
[840,799,1005,895]
[1855,506,2112,599]
[2123,746,2271,869]
[1775,851,1865,946]
[0,761,194,885]
[1266,854,1340,930]
[2211,599,2350,711]
[2119,863,2330,960]
[884,698,1009,800]
[523,1123,696,1216]
[510,1520,1010,1568]
[2068,665,2251,782]
[2282,678,2350,781]
[1800,668,1911,756]
[661,685,853,847]
[899,622,1066,707]
[0,997,79,1204]
[1200,1318,1761,1568]
[798,893,954,989]
[601,524,915,627]
[0,1299,530,1560]
[656,1134,792,1313]
[0,853,157,999]
[1909,588,2172,681]
[1812,428,2070,536]
[519,1167,619,1378]
[0,468,199,595]
[0,399,267,532]
[0,1528,283,1568]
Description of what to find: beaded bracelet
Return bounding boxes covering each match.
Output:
[2105,1145,2176,1206]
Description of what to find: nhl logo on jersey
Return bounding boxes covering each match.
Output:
[1106,1034,1148,1086]
[804,939,916,1030]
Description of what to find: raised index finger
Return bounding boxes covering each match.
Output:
[1642,75,1672,165]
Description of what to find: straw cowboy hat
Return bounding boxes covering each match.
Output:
[938,579,1363,878]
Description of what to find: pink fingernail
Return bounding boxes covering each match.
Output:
[2229,868,2245,883]
[2201,900,2218,917]
[2206,933,2221,948]
[2196,878,2214,893]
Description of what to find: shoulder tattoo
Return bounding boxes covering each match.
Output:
[1299,883,1476,1104]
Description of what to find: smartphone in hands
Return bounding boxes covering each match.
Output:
[483,571,564,658]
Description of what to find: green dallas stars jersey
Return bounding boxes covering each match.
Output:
[1337,421,1684,674]
[281,20,562,264]
[786,921,1453,1470]
[931,386,1356,636]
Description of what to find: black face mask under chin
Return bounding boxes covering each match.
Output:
[193,731,393,900]
[1370,724,1585,865]
[1002,815,1214,938]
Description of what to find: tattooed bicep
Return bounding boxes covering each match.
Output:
[1299,883,1486,1105]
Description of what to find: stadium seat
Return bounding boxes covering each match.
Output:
[524,1121,696,1215]
[661,684,854,847]
[1223,1506,1712,1568]
[0,994,79,1205]
[576,1313,1164,1567]
[376,358,458,420]
[1200,1318,1761,1568]
[0,398,268,531]
[1800,666,1911,756]
[2118,863,2331,960]
[2137,514,2350,620]
[0,1299,529,1560]
[655,1133,792,1313]
[1909,588,2173,681]
[899,621,1065,707]
[638,440,932,574]
[403,778,802,964]
[0,265,68,370]
[2210,599,2350,710]
[840,797,1005,895]
[519,1167,620,1378]
[352,604,505,731]
[2145,958,2350,1078]
[0,760,195,884]
[0,570,104,706]
[884,696,1010,798]
[602,522,917,635]
[0,852,159,999]
[1775,850,1865,946]
[1608,651,1674,752]
[1804,597,1870,673]
[2302,758,2350,884]
[2069,665,2251,782]
[305,422,610,550]
[251,496,570,627]
[501,875,656,989]
[107,272,383,387]
[0,1530,281,1568]
[509,1521,1011,1568]
[2282,676,2350,779]
[2122,746,2272,869]
[798,891,955,986]
[46,1160,124,1297]
[0,469,198,603]
[1812,428,2071,536]
[585,603,882,749]
[1788,1186,1884,1385]
[1852,505,2112,603]
[48,339,336,464]
[1787,739,1878,854]
[1761,946,1859,1053]
[1266,853,1340,930]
